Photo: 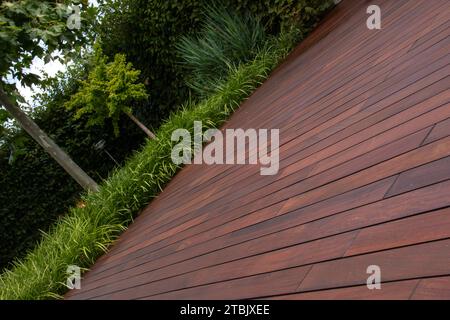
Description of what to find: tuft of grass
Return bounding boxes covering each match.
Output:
[177,4,268,97]
[0,27,301,300]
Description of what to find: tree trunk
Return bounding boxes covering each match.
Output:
[0,85,99,192]
[126,112,156,140]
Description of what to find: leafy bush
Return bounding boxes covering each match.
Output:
[0,25,301,299]
[66,46,150,137]
[177,4,267,97]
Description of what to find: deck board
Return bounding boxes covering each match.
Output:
[66,0,450,300]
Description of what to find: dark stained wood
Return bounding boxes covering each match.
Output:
[65,0,450,300]
[81,232,357,300]
[117,267,312,300]
[79,177,393,287]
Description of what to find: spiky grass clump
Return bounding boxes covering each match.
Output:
[0,28,300,300]
[177,4,268,97]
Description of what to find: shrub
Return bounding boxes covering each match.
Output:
[66,46,153,138]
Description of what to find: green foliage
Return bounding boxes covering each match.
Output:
[0,108,8,136]
[0,63,146,272]
[0,107,10,152]
[177,4,267,97]
[66,47,148,136]
[0,108,8,123]
[0,108,28,163]
[0,0,97,90]
[0,26,300,299]
[231,0,334,33]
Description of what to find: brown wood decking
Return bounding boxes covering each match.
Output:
[66,0,450,300]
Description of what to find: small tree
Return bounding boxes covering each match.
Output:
[66,47,155,139]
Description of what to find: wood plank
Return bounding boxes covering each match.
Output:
[79,177,395,287]
[75,232,357,299]
[411,276,450,300]
[424,117,450,145]
[345,207,450,256]
[298,239,450,292]
[384,156,450,197]
[111,266,311,300]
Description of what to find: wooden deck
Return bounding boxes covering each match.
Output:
[66,0,450,300]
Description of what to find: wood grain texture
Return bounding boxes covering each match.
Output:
[65,0,450,300]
